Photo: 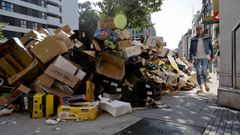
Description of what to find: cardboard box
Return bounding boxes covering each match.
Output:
[34,84,73,97]
[96,53,125,81]
[30,36,68,64]
[55,31,73,49]
[7,84,31,104]
[99,96,132,117]
[124,46,142,58]
[75,69,86,80]
[4,54,24,72]
[7,59,41,85]
[44,64,80,88]
[145,36,163,47]
[117,29,130,40]
[35,74,55,88]
[157,48,169,57]
[98,17,115,29]
[117,40,132,50]
[25,39,41,49]
[0,57,18,76]
[167,55,180,73]
[166,72,178,86]
[54,25,73,35]
[4,38,34,68]
[53,55,77,75]
[58,102,99,120]
[20,30,45,45]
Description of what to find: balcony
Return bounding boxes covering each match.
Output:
[47,16,61,26]
[47,0,61,6]
[47,4,60,15]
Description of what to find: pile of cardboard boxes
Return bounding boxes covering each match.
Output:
[0,18,197,120]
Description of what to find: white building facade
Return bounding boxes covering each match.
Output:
[0,0,78,38]
[129,15,156,39]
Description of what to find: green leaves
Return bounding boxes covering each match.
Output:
[96,0,163,29]
[78,2,98,36]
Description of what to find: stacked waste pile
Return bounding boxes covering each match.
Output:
[0,18,197,120]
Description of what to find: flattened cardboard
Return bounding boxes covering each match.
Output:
[96,53,125,81]
[44,64,80,88]
[167,55,180,72]
[30,36,68,64]
[7,84,31,104]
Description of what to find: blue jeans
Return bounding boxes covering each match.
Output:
[194,59,208,85]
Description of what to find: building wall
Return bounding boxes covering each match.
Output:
[218,0,240,110]
[178,29,192,59]
[219,0,240,87]
[129,14,156,39]
[0,0,78,38]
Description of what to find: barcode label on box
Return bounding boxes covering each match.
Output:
[145,84,151,88]
[147,91,153,95]
[116,88,122,92]
[111,82,118,87]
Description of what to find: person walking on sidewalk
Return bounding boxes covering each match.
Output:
[189,25,214,93]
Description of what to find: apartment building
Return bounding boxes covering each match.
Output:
[0,0,78,38]
[129,14,156,39]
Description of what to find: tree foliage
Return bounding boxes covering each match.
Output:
[78,1,98,36]
[96,0,163,29]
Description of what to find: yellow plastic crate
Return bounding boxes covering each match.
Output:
[58,102,98,120]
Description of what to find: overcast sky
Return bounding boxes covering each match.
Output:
[78,0,202,49]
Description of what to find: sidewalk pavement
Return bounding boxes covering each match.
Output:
[0,73,224,135]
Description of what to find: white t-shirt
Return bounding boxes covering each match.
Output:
[195,38,208,59]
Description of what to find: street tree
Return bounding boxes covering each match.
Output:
[79,1,98,36]
[96,0,163,29]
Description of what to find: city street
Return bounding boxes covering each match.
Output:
[1,0,240,135]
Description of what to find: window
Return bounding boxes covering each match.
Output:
[42,12,46,19]
[32,9,38,17]
[2,1,14,12]
[41,0,45,7]
[21,20,27,28]
[59,7,62,13]
[20,7,27,14]
[33,22,38,29]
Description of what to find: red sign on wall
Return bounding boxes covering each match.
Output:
[214,12,219,21]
